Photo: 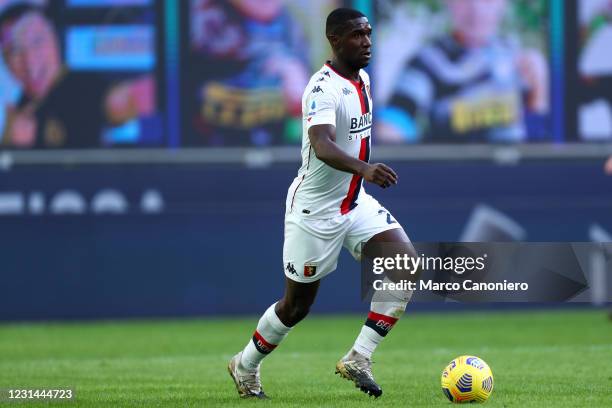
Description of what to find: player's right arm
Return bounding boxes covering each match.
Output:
[308,124,398,188]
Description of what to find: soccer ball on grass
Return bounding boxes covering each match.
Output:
[441,355,494,403]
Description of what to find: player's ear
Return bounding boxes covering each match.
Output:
[327,33,340,50]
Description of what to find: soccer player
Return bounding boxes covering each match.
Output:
[228,8,414,399]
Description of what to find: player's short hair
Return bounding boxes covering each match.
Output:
[0,3,45,47]
[326,7,366,36]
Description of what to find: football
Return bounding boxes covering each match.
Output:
[441,355,494,403]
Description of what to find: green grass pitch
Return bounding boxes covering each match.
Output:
[0,310,610,407]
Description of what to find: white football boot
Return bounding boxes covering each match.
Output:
[335,349,383,398]
[228,352,268,399]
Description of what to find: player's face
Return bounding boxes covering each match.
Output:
[1,13,61,99]
[447,0,506,47]
[333,17,372,70]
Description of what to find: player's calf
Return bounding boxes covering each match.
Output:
[275,298,311,327]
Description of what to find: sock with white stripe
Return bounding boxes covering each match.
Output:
[240,302,292,370]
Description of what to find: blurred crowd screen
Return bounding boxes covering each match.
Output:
[577,0,612,141]
[181,0,340,147]
[0,0,611,150]
[374,0,550,144]
[0,0,161,149]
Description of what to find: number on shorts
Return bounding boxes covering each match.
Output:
[377,209,397,225]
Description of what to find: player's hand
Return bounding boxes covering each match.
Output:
[362,163,398,188]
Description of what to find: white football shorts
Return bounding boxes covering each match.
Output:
[282,193,403,283]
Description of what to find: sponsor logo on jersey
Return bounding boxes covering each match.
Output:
[350,112,372,134]
[304,263,317,277]
[311,85,323,94]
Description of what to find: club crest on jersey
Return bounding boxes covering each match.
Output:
[304,263,317,277]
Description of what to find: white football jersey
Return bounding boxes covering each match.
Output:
[286,62,373,219]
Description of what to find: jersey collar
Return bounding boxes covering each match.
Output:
[324,61,362,87]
